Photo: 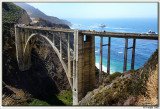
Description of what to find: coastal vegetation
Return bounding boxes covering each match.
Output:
[26,90,72,106]
[3,2,23,24]
[57,90,73,105]
[80,50,158,106]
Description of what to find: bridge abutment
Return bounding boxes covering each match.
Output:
[15,27,24,70]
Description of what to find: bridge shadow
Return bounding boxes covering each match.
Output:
[8,51,65,105]
[23,56,65,105]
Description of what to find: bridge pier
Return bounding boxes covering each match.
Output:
[73,30,96,105]
[123,38,136,72]
[99,37,111,84]
[107,37,111,75]
[131,39,136,70]
[67,33,72,84]
[60,34,62,60]
[99,36,103,85]
[123,38,128,72]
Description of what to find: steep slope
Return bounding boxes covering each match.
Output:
[14,3,72,26]
[80,49,158,106]
[2,2,31,105]
[2,2,31,32]
[2,2,71,106]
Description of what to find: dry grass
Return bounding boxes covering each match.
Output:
[2,94,15,106]
[135,64,158,106]
[2,84,28,106]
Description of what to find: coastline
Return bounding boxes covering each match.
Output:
[95,62,114,74]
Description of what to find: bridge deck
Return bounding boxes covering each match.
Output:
[18,26,158,40]
[80,31,158,40]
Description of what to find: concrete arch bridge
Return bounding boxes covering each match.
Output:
[15,25,158,105]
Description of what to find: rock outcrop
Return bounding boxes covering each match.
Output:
[17,10,32,24]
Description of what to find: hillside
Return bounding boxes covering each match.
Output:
[2,2,71,106]
[80,49,158,106]
[31,17,70,29]
[2,2,31,32]
[14,3,72,26]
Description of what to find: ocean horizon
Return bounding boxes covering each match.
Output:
[69,18,158,73]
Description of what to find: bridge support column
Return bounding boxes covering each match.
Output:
[73,30,79,105]
[123,38,128,72]
[53,33,55,46]
[73,30,95,105]
[68,33,72,86]
[83,34,96,95]
[60,34,62,60]
[99,36,103,85]
[107,37,111,75]
[131,39,136,70]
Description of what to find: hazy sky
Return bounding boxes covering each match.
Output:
[27,3,158,19]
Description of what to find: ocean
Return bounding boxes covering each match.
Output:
[68,18,158,73]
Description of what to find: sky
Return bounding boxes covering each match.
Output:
[27,3,158,19]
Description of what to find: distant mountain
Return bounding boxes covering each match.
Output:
[14,3,72,26]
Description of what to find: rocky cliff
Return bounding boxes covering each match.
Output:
[80,49,158,106]
[2,2,71,106]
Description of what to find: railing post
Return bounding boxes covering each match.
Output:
[107,37,111,75]
[99,36,103,85]
[131,38,136,70]
[123,38,128,72]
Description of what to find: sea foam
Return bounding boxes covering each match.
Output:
[95,63,114,74]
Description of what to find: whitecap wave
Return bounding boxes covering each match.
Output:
[95,50,99,52]
[95,63,114,74]
[89,25,99,29]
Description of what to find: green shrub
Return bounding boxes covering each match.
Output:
[2,2,23,32]
[105,72,122,83]
[27,98,50,106]
[57,89,73,106]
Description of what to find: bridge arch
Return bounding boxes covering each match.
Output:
[15,27,97,105]
[23,33,72,88]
